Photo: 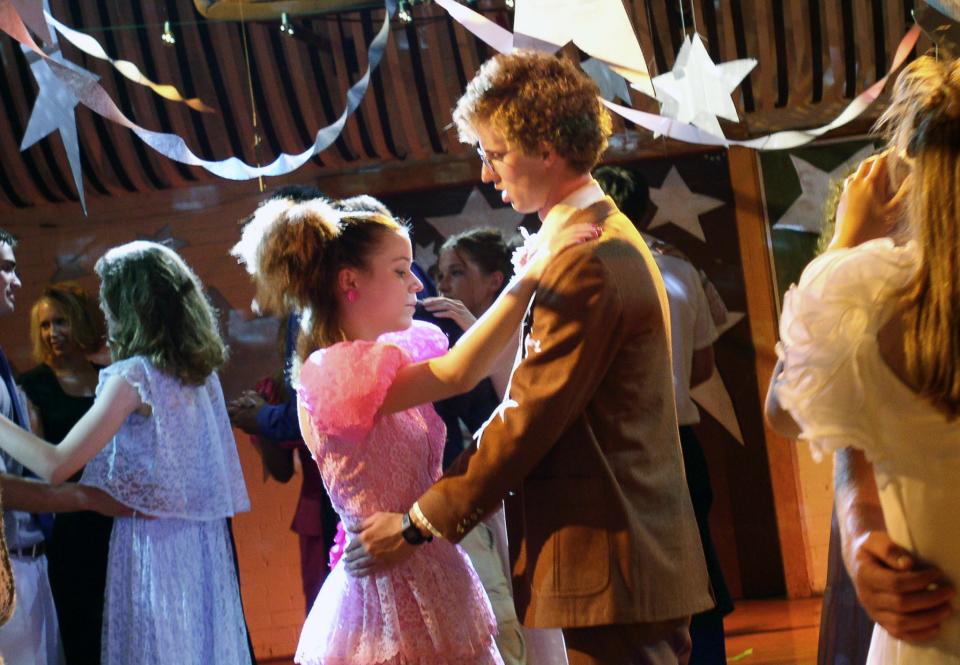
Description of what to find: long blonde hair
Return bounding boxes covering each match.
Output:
[878,57,960,417]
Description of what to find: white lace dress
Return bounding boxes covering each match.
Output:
[777,239,960,664]
[80,356,252,665]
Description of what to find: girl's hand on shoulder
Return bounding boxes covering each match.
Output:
[421,297,476,331]
[525,223,602,282]
[831,152,910,250]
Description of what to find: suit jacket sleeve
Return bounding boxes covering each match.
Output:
[416,246,626,542]
[255,399,302,442]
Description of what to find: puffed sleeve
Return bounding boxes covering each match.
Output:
[775,239,917,461]
[296,321,448,443]
[96,356,153,408]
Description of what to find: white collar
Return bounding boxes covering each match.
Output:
[542,179,606,232]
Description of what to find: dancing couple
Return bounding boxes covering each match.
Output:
[234,51,712,665]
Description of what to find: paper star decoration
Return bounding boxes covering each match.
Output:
[692,310,746,444]
[17,1,97,213]
[648,167,725,242]
[513,0,654,95]
[715,311,746,337]
[137,224,189,251]
[773,144,876,234]
[581,58,632,105]
[51,236,97,282]
[425,187,524,244]
[648,34,756,140]
[691,371,745,445]
[414,236,440,274]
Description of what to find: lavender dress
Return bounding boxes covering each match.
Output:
[81,357,251,665]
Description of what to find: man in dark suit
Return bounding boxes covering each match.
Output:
[350,52,713,664]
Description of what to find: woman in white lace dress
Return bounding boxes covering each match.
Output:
[776,57,960,664]
[0,241,251,665]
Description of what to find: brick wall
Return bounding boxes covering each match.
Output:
[232,434,306,660]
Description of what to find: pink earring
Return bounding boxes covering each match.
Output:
[346,289,357,303]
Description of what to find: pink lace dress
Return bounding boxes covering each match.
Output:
[294,321,501,665]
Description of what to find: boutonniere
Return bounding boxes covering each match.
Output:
[511,227,540,274]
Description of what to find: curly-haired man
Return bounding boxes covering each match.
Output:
[353,51,713,664]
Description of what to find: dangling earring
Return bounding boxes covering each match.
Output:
[346,289,357,303]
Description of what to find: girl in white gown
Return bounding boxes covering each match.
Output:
[777,56,960,664]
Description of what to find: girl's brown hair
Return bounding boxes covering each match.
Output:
[95,242,227,385]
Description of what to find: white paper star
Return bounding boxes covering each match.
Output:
[18,2,97,213]
[414,236,440,274]
[514,0,654,95]
[716,310,745,337]
[425,187,524,243]
[647,167,725,242]
[51,236,97,282]
[580,58,632,105]
[773,145,876,234]
[691,370,745,445]
[648,34,756,140]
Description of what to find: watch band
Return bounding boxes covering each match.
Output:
[411,501,444,540]
[401,512,432,545]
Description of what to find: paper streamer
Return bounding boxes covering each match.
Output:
[433,0,514,54]
[44,11,215,113]
[433,0,921,152]
[1,0,395,183]
[606,25,921,150]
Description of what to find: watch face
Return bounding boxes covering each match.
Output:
[401,513,424,545]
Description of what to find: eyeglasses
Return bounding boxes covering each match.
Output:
[476,145,511,173]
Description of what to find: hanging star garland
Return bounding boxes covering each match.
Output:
[647,167,725,242]
[648,34,756,140]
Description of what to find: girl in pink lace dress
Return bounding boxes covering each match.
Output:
[232,197,595,665]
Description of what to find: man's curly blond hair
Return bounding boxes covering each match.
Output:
[453,51,612,174]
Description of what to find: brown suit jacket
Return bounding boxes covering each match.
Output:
[417,198,713,628]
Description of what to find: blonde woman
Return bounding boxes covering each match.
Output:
[776,57,960,664]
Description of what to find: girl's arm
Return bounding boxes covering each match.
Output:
[381,273,536,414]
[382,223,598,414]
[0,375,141,484]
